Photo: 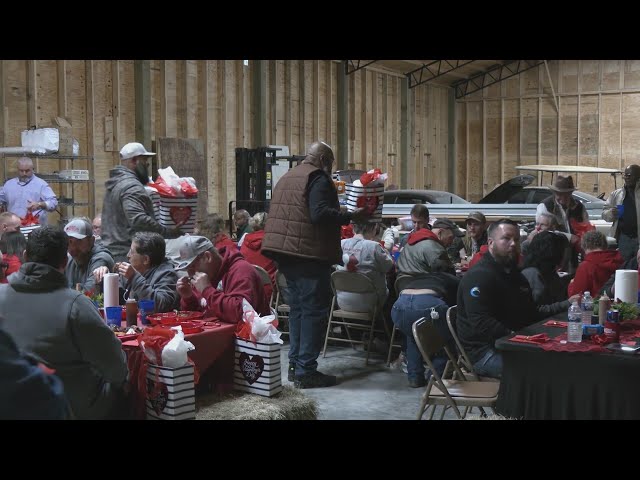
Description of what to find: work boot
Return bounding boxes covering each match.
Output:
[408,377,426,388]
[294,371,338,389]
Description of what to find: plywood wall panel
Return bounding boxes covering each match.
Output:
[560,60,579,93]
[600,94,622,195]
[602,61,622,91]
[521,68,539,95]
[484,99,501,195]
[621,93,640,162]
[521,98,539,165]
[503,99,520,178]
[455,101,467,197]
[559,96,578,165]
[540,97,558,163]
[119,61,136,145]
[624,61,640,89]
[467,101,483,202]
[581,60,600,92]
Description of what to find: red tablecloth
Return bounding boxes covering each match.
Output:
[122,319,237,419]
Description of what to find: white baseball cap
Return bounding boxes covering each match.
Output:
[119,142,156,160]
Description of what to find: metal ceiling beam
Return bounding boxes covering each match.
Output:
[453,60,544,98]
[345,60,377,75]
[407,60,476,88]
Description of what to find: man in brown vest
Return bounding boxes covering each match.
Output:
[262,141,368,389]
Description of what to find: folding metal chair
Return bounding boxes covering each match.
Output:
[253,264,274,308]
[444,305,499,382]
[412,316,499,420]
[322,270,386,365]
[273,270,290,337]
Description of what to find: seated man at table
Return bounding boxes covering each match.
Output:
[396,217,457,277]
[93,231,179,313]
[174,235,270,323]
[64,217,115,292]
[0,226,128,419]
[457,219,541,379]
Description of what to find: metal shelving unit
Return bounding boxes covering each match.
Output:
[1,153,95,223]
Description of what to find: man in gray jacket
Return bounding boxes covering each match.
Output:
[94,231,179,313]
[101,142,184,262]
[64,217,115,292]
[0,226,128,419]
[397,217,458,277]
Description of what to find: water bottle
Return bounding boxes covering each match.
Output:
[582,291,593,326]
[568,301,582,343]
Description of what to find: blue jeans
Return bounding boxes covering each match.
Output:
[279,262,332,377]
[473,348,503,379]
[391,293,450,382]
[618,233,639,264]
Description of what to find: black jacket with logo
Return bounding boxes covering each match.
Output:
[457,252,541,364]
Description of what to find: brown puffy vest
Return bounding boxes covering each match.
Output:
[262,163,342,264]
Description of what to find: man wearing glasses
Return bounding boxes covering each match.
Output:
[0,157,58,225]
[101,142,184,262]
[603,164,640,262]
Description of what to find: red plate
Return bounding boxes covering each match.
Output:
[180,321,204,334]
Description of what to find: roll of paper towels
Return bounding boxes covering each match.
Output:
[103,273,120,308]
[614,269,638,304]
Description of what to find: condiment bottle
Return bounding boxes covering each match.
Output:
[126,298,138,327]
[598,294,611,326]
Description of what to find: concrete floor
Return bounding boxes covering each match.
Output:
[279,342,459,420]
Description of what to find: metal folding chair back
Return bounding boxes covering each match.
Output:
[323,270,385,365]
[444,306,499,383]
[394,274,414,296]
[412,317,499,420]
[273,270,290,336]
[253,265,274,307]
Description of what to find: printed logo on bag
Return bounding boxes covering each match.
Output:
[146,379,169,415]
[470,286,480,298]
[356,195,379,214]
[238,352,265,385]
[170,206,193,225]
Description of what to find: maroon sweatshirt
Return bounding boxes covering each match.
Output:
[180,246,270,323]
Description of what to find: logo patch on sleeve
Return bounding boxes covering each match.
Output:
[470,286,481,298]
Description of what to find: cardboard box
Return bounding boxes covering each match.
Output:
[233,337,282,397]
[145,363,196,420]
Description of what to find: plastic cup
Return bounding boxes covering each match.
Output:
[617,204,625,217]
[138,299,155,325]
[105,306,123,327]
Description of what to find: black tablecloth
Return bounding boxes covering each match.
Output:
[495,317,640,420]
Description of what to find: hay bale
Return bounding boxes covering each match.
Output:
[195,385,318,420]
